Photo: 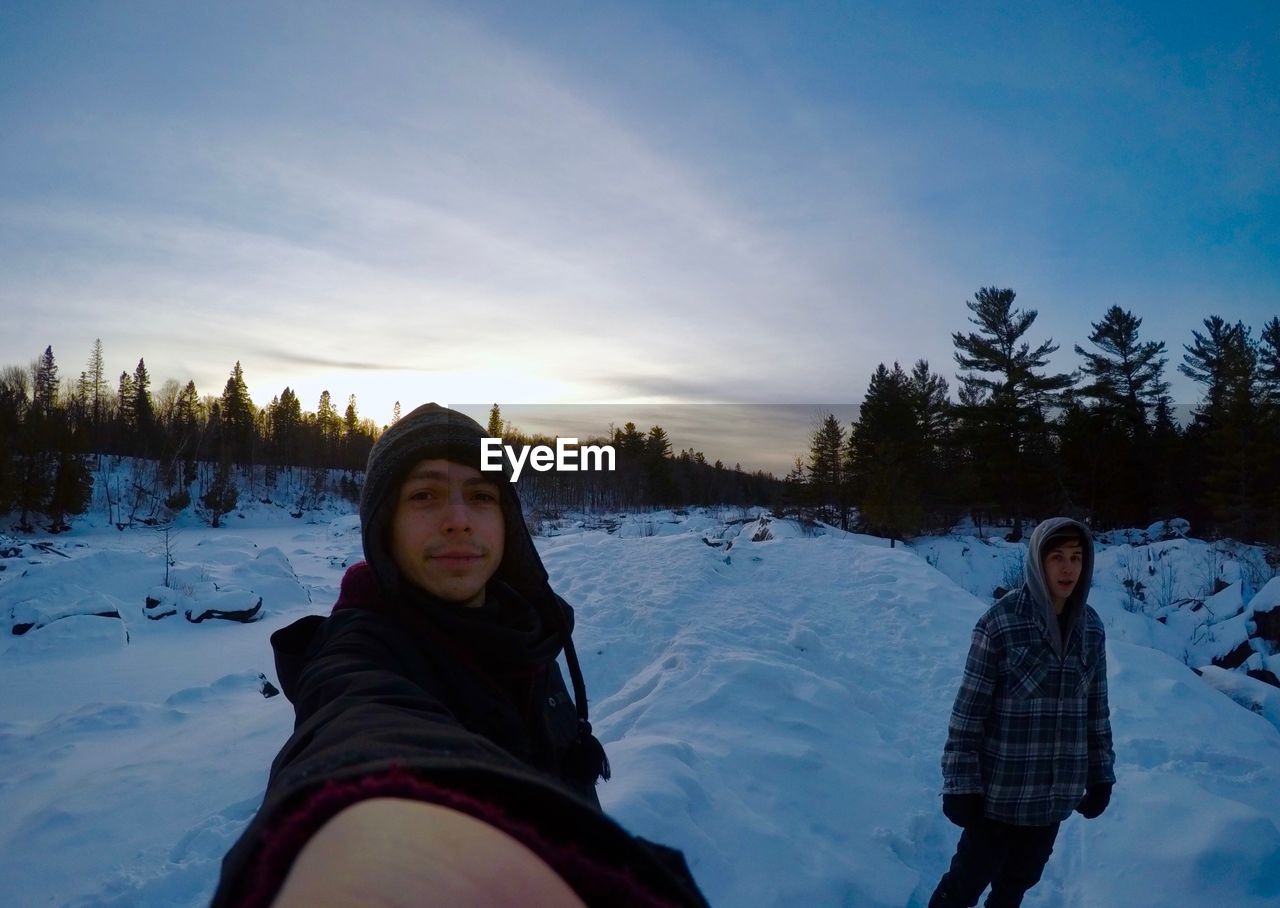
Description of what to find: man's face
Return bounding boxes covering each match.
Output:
[1043,539,1084,610]
[388,458,504,608]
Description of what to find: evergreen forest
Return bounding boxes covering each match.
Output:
[2,288,1278,547]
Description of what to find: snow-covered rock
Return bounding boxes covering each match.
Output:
[144,582,265,624]
[143,585,180,620]
[184,590,263,624]
[1198,665,1280,731]
[1146,517,1191,540]
[0,533,24,559]
[1203,581,1244,622]
[1249,577,1280,651]
[3,585,124,636]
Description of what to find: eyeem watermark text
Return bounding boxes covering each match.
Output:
[480,438,616,482]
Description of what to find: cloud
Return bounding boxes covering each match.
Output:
[239,346,427,373]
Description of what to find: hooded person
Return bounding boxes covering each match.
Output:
[929,517,1116,908]
[212,404,708,908]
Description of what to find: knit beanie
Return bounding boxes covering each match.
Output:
[358,403,610,784]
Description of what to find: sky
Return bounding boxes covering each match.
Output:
[1,0,1277,471]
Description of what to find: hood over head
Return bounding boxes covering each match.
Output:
[359,402,542,599]
[358,402,609,784]
[1024,517,1095,655]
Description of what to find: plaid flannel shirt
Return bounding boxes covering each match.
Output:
[941,587,1116,826]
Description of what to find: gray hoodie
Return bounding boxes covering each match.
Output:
[1024,517,1095,658]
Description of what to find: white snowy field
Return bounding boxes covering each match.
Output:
[2,508,1280,907]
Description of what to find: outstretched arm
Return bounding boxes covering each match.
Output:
[215,610,708,908]
[272,798,587,908]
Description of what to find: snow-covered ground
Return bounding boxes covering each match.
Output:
[2,505,1279,907]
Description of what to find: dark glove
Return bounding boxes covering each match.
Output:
[942,793,984,828]
[1076,783,1112,819]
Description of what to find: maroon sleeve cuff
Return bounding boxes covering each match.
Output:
[236,766,680,908]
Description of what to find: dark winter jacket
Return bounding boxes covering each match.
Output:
[941,518,1117,826]
[280,562,599,803]
[211,563,708,908]
[212,403,707,907]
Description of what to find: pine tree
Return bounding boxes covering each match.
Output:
[32,346,58,416]
[953,289,1075,407]
[1257,318,1280,543]
[1068,307,1170,527]
[1179,317,1249,414]
[645,426,674,505]
[609,422,646,507]
[343,394,360,436]
[170,380,201,475]
[132,358,157,453]
[220,361,256,465]
[1259,317,1280,406]
[392,400,402,424]
[117,371,136,428]
[1147,392,1184,526]
[952,287,1075,540]
[807,413,847,528]
[1179,317,1260,540]
[847,363,925,544]
[316,389,340,462]
[487,403,504,438]
[1075,306,1169,426]
[0,366,33,521]
[775,457,811,520]
[615,422,645,455]
[86,339,106,427]
[908,360,954,530]
[340,394,374,471]
[47,442,92,530]
[270,386,303,466]
[9,348,87,531]
[72,339,107,439]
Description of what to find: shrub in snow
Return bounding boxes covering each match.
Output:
[200,462,239,527]
[1119,549,1149,613]
[999,551,1025,598]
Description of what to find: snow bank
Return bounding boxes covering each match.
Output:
[2,510,1279,907]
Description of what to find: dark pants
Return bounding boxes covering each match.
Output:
[929,817,1060,908]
